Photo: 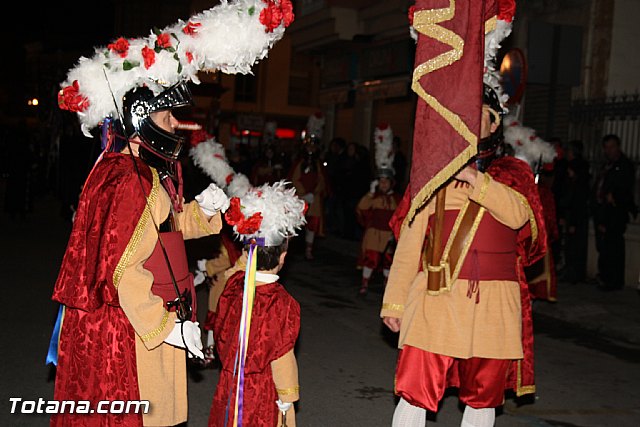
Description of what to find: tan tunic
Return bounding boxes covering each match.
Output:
[381,173,528,359]
[118,184,222,426]
[356,193,398,253]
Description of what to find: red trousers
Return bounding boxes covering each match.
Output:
[395,346,511,412]
[361,249,393,270]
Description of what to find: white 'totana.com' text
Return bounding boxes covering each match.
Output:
[9,398,150,414]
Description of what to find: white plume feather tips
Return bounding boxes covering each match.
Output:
[58,0,294,135]
[305,113,325,139]
[188,136,251,198]
[374,124,395,173]
[229,181,307,246]
[484,18,513,112]
[503,115,557,170]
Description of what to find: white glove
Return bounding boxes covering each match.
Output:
[276,399,292,413]
[193,270,206,286]
[369,180,379,194]
[302,193,314,205]
[196,183,230,216]
[164,320,204,359]
[197,258,208,272]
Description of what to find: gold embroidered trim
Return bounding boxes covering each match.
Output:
[140,310,170,343]
[485,16,497,33]
[515,360,536,396]
[404,0,478,229]
[382,303,404,312]
[506,187,538,243]
[477,173,491,203]
[192,202,211,234]
[113,169,160,289]
[276,386,300,396]
[449,207,485,284]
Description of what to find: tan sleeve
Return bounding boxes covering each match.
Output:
[117,199,177,351]
[271,349,299,402]
[224,252,248,280]
[380,204,430,319]
[469,172,529,229]
[173,200,222,239]
[205,246,231,277]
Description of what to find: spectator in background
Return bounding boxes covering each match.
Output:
[591,134,638,291]
[324,136,348,235]
[342,142,370,240]
[558,140,590,284]
[250,144,285,186]
[392,136,408,194]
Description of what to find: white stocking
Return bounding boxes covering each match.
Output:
[305,230,315,244]
[206,330,214,348]
[362,267,373,279]
[460,406,495,427]
[392,398,426,427]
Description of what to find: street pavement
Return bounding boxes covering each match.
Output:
[1,191,639,426]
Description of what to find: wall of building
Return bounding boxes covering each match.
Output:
[607,0,640,95]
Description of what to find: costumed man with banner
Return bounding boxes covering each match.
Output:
[381,1,547,426]
[208,181,306,427]
[48,1,294,426]
[356,123,401,296]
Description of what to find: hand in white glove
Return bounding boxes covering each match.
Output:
[197,258,208,272]
[302,193,314,205]
[276,399,293,413]
[194,270,206,286]
[195,183,230,216]
[369,179,379,194]
[164,320,204,359]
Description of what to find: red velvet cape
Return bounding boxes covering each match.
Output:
[209,271,300,427]
[51,152,154,426]
[388,155,547,396]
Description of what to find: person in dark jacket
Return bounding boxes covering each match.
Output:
[591,134,638,290]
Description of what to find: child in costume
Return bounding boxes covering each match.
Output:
[208,181,306,427]
[356,124,401,296]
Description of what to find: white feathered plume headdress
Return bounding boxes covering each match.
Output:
[188,130,252,198]
[224,181,307,246]
[374,123,395,178]
[503,115,557,170]
[304,112,325,140]
[58,0,294,136]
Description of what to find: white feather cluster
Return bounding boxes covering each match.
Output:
[234,181,307,246]
[374,124,394,171]
[503,115,557,170]
[306,113,325,139]
[484,19,513,111]
[61,0,288,136]
[188,137,251,198]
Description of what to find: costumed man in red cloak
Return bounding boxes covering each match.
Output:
[290,113,328,260]
[381,1,547,426]
[47,1,294,426]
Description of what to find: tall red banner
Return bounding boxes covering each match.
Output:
[405,0,498,225]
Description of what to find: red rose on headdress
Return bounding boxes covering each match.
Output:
[236,212,263,235]
[225,173,234,185]
[377,122,389,130]
[108,37,130,58]
[182,21,201,35]
[156,33,172,49]
[408,5,416,26]
[185,51,194,63]
[58,80,90,113]
[281,0,295,27]
[142,46,156,69]
[225,197,244,225]
[260,0,283,33]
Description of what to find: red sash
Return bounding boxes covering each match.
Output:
[144,231,197,321]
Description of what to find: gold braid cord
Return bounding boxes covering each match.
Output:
[404,0,497,227]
